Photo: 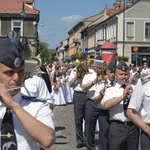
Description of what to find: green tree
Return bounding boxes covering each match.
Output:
[38,41,50,62]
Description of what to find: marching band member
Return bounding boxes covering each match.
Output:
[69,53,88,149]
[12,37,54,111]
[0,40,55,150]
[97,61,116,150]
[81,59,103,150]
[101,60,139,150]
[82,60,116,150]
[127,74,150,150]
[21,60,54,111]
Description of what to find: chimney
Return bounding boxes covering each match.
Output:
[113,3,121,9]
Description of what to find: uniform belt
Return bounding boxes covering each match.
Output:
[74,91,87,94]
[111,120,133,126]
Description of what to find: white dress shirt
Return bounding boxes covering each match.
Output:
[97,78,116,109]
[128,77,150,124]
[68,67,83,92]
[101,82,130,122]
[82,69,98,99]
[0,92,54,150]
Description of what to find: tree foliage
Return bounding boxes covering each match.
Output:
[38,41,55,62]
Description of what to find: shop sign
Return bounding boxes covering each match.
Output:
[132,46,150,53]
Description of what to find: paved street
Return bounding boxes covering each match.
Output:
[49,103,87,150]
[48,103,141,150]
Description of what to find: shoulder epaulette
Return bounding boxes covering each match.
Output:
[141,75,150,84]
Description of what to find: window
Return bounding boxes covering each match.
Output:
[145,22,150,38]
[126,22,134,38]
[11,20,22,37]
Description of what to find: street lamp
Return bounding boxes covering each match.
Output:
[20,2,26,44]
[116,0,132,56]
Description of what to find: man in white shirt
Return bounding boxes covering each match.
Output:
[21,74,54,109]
[97,61,116,150]
[127,74,150,150]
[101,60,139,150]
[69,54,88,149]
[82,60,116,150]
[0,40,55,150]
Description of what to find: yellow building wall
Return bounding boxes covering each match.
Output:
[69,47,75,55]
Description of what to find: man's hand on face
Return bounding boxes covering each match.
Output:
[0,83,17,108]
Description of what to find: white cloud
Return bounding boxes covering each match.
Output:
[59,15,83,24]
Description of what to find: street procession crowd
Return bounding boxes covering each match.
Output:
[0,37,150,150]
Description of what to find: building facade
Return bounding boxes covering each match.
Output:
[56,0,150,66]
[0,0,39,58]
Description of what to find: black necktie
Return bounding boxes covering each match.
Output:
[1,108,17,150]
[121,85,130,111]
[110,81,113,86]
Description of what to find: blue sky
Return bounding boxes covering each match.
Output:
[35,0,115,49]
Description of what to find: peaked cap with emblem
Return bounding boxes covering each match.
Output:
[107,61,116,72]
[0,40,24,69]
[116,60,129,71]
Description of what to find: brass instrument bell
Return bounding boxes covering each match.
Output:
[76,62,89,79]
[29,56,42,67]
[99,67,107,79]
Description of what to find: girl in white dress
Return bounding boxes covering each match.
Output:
[66,70,74,103]
[51,70,66,106]
[61,70,73,104]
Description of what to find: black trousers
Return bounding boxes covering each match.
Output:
[73,91,88,145]
[98,109,110,150]
[109,121,140,150]
[141,131,150,150]
[84,99,101,150]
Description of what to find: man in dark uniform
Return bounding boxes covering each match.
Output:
[101,60,139,150]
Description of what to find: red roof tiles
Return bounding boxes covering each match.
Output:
[0,0,39,14]
[106,4,126,17]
